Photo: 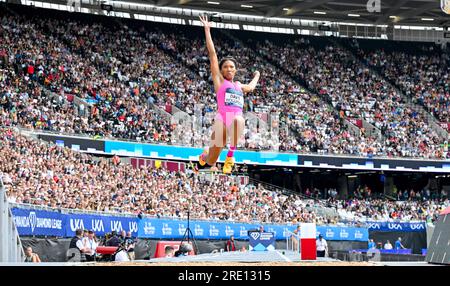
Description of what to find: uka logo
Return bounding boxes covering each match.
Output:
[110,220,124,232]
[91,219,104,233]
[387,223,403,230]
[128,221,138,233]
[410,223,424,231]
[368,222,381,230]
[70,219,85,231]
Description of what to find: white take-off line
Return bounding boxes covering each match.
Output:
[275,250,292,262]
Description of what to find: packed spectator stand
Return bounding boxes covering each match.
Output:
[0,6,449,228]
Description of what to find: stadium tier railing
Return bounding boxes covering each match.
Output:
[10,126,450,161]
[248,177,340,220]
[380,193,397,201]
[0,177,25,262]
[248,177,313,200]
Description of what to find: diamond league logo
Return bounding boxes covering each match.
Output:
[250,232,260,240]
[29,211,37,233]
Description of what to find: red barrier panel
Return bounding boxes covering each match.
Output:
[154,241,195,258]
[300,239,317,260]
[96,246,118,255]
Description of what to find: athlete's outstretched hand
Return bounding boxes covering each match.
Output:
[199,15,212,30]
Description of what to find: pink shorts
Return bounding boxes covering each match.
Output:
[215,112,243,128]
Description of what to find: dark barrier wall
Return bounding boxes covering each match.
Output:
[298,154,450,171]
[37,134,105,153]
[331,251,425,262]
[327,241,368,252]
[369,231,427,254]
[22,238,71,262]
[20,238,366,262]
[20,238,251,262]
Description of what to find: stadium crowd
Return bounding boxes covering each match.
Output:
[1,9,448,158]
[0,127,328,224]
[255,36,447,159]
[329,198,446,223]
[360,45,450,123]
[1,127,448,225]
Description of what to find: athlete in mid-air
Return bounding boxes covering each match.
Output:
[198,15,261,174]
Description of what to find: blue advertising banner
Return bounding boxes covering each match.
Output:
[11,208,65,237]
[65,214,139,237]
[11,208,139,237]
[317,226,368,241]
[138,218,369,241]
[104,141,298,166]
[366,222,426,232]
[138,219,256,240]
[11,207,369,241]
[351,249,413,255]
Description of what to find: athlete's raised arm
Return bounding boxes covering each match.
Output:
[199,15,223,92]
[241,71,260,94]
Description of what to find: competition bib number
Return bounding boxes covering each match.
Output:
[224,88,244,109]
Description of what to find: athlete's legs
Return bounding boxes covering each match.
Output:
[201,118,227,166]
[227,115,245,150]
[223,115,244,173]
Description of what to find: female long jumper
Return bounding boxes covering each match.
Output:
[198,15,260,174]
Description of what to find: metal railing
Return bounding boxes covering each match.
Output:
[248,177,309,199]
[380,193,397,201]
[0,178,25,262]
[285,230,301,255]
[247,178,340,220]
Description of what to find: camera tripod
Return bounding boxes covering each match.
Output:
[179,209,199,255]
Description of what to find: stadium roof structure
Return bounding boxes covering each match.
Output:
[10,0,449,40]
[127,0,449,26]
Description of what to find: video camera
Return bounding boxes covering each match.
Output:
[174,243,193,257]
[203,13,223,23]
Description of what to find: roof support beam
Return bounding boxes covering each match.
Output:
[265,0,333,18]
[395,2,440,22]
[374,0,408,24]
